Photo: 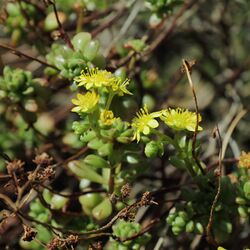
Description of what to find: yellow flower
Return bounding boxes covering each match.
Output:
[71,91,99,113]
[74,68,132,96]
[131,106,161,142]
[238,151,250,169]
[74,68,114,89]
[160,108,202,132]
[109,78,132,96]
[100,110,118,126]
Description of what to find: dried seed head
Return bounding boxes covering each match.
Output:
[22,225,37,242]
[6,160,24,176]
[121,183,131,199]
[33,153,53,167]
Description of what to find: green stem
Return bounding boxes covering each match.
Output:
[108,166,115,194]
[105,93,114,110]
[152,129,176,147]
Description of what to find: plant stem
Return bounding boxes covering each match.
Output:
[108,166,115,194]
[105,93,114,110]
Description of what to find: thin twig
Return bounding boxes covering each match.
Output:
[47,0,74,49]
[38,183,106,198]
[91,7,127,38]
[182,59,205,175]
[206,125,222,246]
[54,146,88,168]
[0,42,58,70]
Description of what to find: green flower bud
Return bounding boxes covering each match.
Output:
[173,216,186,228]
[74,123,92,136]
[100,129,115,139]
[71,32,92,52]
[144,141,164,158]
[172,225,182,235]
[166,213,176,224]
[84,154,110,169]
[185,220,194,233]
[178,211,188,221]
[92,198,112,221]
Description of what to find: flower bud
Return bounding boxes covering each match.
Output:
[173,216,186,228]
[185,221,194,233]
[172,226,182,235]
[144,141,163,158]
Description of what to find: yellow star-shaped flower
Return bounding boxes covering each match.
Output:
[71,91,99,113]
[74,68,113,90]
[160,108,202,132]
[131,106,161,142]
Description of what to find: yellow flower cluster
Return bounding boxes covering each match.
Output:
[131,107,202,142]
[238,151,250,169]
[74,68,131,96]
[72,68,132,115]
